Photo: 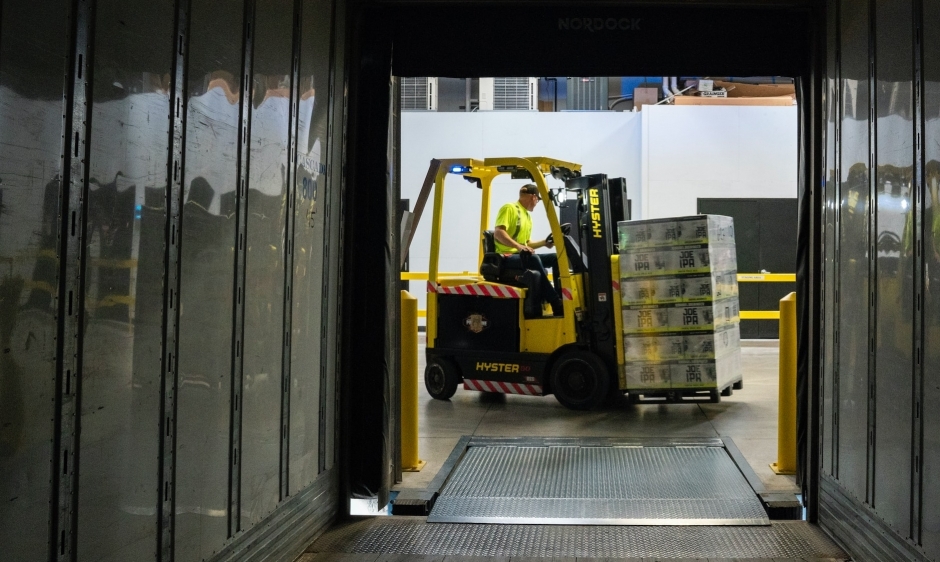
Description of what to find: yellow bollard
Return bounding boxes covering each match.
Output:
[771,292,797,475]
[401,291,426,472]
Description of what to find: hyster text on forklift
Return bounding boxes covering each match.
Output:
[414,156,738,410]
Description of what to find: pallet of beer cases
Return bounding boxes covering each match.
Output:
[618,215,743,402]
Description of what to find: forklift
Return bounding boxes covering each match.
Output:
[418,156,630,410]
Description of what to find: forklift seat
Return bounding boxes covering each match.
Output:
[480,230,527,285]
[481,229,497,254]
[479,230,543,318]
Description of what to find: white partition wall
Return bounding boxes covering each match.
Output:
[641,104,799,219]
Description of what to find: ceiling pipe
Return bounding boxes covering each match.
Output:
[670,76,682,96]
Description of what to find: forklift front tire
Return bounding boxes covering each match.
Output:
[425,357,460,400]
[549,350,610,410]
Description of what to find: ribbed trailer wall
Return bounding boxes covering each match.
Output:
[6,1,940,561]
[0,0,346,559]
[819,0,940,559]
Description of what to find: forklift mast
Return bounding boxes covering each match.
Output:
[562,174,619,372]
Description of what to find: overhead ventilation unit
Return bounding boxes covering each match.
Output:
[479,77,538,111]
[566,77,609,110]
[401,77,438,111]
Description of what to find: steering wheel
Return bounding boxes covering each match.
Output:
[545,223,572,246]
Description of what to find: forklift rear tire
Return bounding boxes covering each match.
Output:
[709,389,721,403]
[425,357,460,400]
[550,350,610,410]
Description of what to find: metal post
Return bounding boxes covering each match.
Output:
[772,292,797,475]
[159,0,191,556]
[280,0,302,497]
[478,176,493,269]
[400,291,425,471]
[229,0,257,535]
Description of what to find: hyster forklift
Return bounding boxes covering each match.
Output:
[421,156,630,410]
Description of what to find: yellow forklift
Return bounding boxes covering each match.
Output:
[419,156,630,410]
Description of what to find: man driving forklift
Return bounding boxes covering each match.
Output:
[420,156,626,409]
[493,184,563,316]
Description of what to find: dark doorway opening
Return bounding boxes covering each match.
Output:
[340,0,822,525]
[698,198,799,339]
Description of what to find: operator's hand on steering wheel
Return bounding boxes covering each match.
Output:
[544,223,570,249]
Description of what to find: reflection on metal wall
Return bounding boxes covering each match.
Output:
[77,1,174,561]
[835,0,870,504]
[174,0,242,556]
[0,0,344,559]
[820,0,939,560]
[821,0,837,482]
[0,2,70,560]
[921,0,940,556]
[872,0,914,535]
[290,0,335,495]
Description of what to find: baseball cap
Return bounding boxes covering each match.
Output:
[520,184,541,199]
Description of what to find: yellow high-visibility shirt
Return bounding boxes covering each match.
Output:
[494,201,532,253]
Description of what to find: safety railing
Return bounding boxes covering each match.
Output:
[401,271,796,319]
[735,273,796,320]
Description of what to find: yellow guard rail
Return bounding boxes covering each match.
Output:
[403,272,795,319]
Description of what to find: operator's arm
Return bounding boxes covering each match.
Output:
[494,226,533,253]
[529,238,554,250]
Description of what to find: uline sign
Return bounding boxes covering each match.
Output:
[558,17,641,31]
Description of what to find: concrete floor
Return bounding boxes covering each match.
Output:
[396,338,797,495]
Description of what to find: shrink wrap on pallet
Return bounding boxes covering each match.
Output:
[617,215,743,392]
[671,350,742,389]
[625,347,742,390]
[619,272,739,306]
[619,245,737,278]
[620,299,739,334]
[624,361,673,389]
[618,215,736,249]
[623,324,740,362]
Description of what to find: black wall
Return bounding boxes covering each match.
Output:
[698,198,799,339]
[343,0,824,523]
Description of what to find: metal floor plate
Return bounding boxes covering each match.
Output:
[309,518,848,559]
[428,445,770,525]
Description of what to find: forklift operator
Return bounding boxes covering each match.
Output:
[493,184,563,316]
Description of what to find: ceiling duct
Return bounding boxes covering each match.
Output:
[479,77,537,111]
[401,77,438,111]
[566,77,608,111]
